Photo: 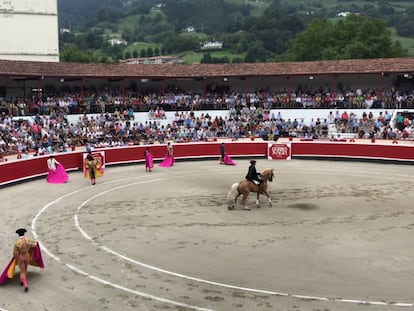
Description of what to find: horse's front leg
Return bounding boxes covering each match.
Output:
[263,190,272,207]
[256,191,260,208]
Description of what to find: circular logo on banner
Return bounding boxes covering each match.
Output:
[268,144,291,160]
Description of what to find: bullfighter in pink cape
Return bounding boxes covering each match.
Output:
[220,142,236,165]
[144,148,154,172]
[46,155,69,183]
[0,228,45,292]
[159,142,174,167]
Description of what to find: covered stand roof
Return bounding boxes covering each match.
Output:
[0,58,413,79]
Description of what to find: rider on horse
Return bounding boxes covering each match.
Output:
[245,160,264,187]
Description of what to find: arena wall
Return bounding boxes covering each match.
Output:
[1,141,414,186]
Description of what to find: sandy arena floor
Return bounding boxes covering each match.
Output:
[1,158,414,311]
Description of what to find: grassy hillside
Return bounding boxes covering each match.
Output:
[175,50,246,64]
[390,28,414,56]
[59,0,414,62]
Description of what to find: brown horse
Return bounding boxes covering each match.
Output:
[227,168,275,210]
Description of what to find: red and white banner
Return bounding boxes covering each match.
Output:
[268,143,291,160]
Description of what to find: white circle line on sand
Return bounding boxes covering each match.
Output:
[75,170,414,308]
[32,175,215,311]
[34,168,414,309]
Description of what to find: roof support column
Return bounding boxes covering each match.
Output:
[162,78,166,105]
[81,77,85,104]
[332,74,337,102]
[122,78,126,105]
[287,76,291,107]
[380,73,384,100]
[203,78,206,100]
[37,78,42,101]
[244,77,248,101]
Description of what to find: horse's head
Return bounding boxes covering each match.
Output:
[261,168,275,182]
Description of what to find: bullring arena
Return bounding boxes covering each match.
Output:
[2,139,414,311]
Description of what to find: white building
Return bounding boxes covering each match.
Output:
[108,38,128,46]
[0,0,59,62]
[200,41,223,50]
[337,12,351,17]
[121,56,183,65]
[60,28,71,34]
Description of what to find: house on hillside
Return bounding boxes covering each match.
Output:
[337,12,351,17]
[60,28,71,34]
[121,56,183,65]
[200,41,223,50]
[108,38,127,46]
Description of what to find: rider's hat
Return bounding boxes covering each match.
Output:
[15,228,27,236]
[250,160,257,164]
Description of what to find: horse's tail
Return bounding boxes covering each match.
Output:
[227,182,240,201]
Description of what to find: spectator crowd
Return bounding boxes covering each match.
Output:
[1,86,413,160]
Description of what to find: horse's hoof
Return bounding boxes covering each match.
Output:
[244,207,251,211]
[228,206,234,210]
[256,205,261,208]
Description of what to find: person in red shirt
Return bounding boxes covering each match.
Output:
[341,111,349,126]
[403,116,410,128]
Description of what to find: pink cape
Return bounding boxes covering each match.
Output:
[145,153,154,169]
[0,243,44,285]
[224,153,237,165]
[47,163,69,183]
[159,156,174,167]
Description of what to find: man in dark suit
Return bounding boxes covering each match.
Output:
[245,160,263,185]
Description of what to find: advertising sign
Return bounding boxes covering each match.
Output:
[268,143,291,160]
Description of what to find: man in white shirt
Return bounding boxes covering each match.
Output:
[47,155,59,171]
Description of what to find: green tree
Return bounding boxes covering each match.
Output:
[232,57,244,63]
[245,42,268,63]
[286,15,407,61]
[395,14,414,38]
[154,47,160,56]
[201,53,230,64]
[106,44,123,62]
[201,53,212,63]
[60,44,95,62]
[162,34,198,53]
[285,18,333,61]
[84,31,102,49]
[99,56,109,63]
